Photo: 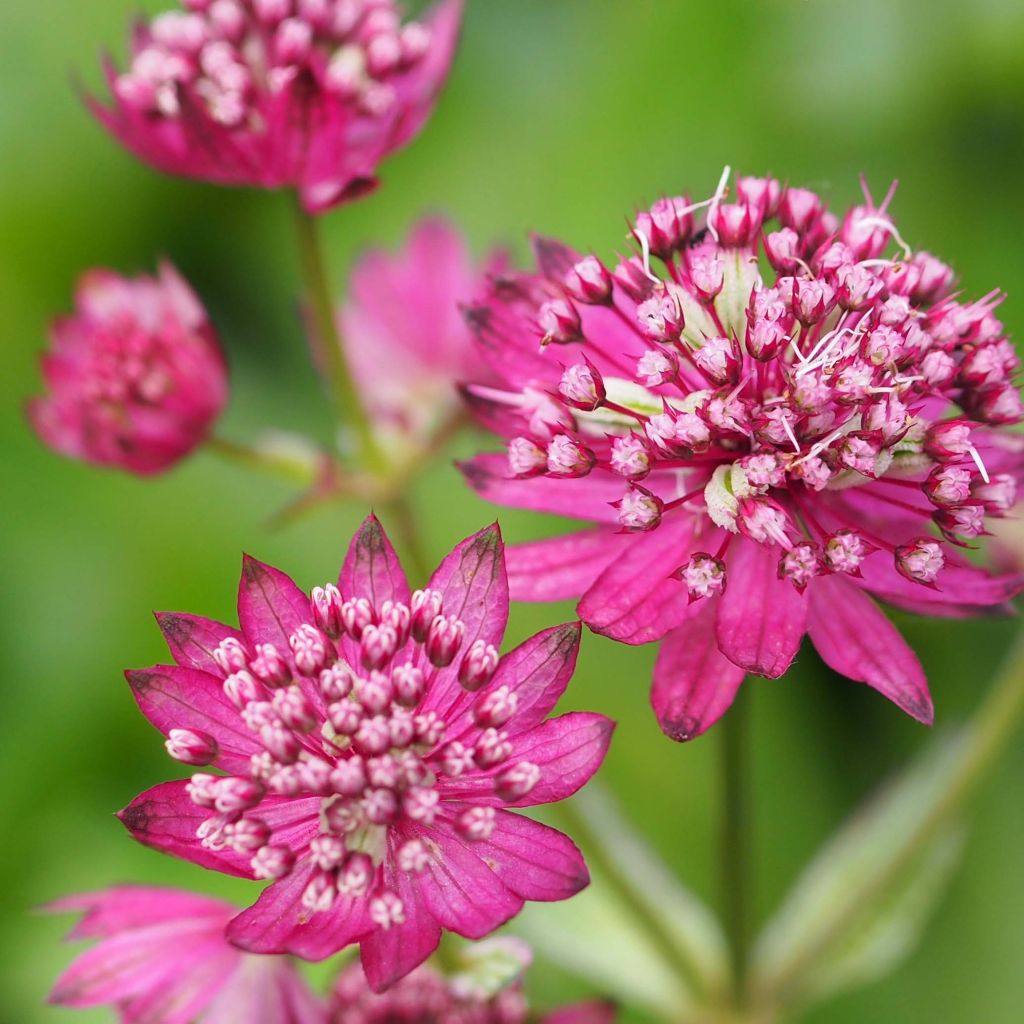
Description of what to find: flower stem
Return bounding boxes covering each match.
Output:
[721,684,752,1003]
[206,433,320,485]
[290,195,383,470]
[383,493,431,585]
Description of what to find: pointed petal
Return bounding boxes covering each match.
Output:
[203,960,325,1024]
[126,666,260,774]
[238,556,312,656]
[339,514,411,606]
[440,713,614,807]
[578,517,696,644]
[48,887,230,940]
[460,455,625,524]
[652,600,747,742]
[461,810,589,902]
[807,575,934,724]
[226,860,373,960]
[716,540,807,678]
[154,614,244,674]
[505,529,630,603]
[411,823,523,938]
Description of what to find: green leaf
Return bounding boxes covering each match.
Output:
[750,731,969,1013]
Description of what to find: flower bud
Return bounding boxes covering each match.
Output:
[609,434,652,480]
[546,434,596,477]
[636,288,685,342]
[426,614,465,668]
[311,583,344,637]
[565,255,613,304]
[673,552,726,601]
[614,485,663,532]
[165,728,219,766]
[894,538,945,585]
[537,297,582,345]
[778,542,824,591]
[458,639,500,691]
[507,436,548,478]
[558,361,605,411]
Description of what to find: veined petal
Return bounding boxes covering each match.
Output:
[807,574,933,724]
[506,529,631,603]
[339,515,411,607]
[716,540,807,678]
[154,614,244,674]
[652,600,747,742]
[48,887,229,940]
[238,556,312,656]
[203,958,325,1024]
[126,666,259,774]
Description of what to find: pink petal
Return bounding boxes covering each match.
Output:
[440,713,614,807]
[716,539,807,678]
[807,574,934,724]
[154,613,245,674]
[409,822,523,939]
[227,859,373,960]
[652,600,747,742]
[203,959,325,1024]
[118,783,320,877]
[543,1000,618,1024]
[339,514,411,607]
[578,517,697,644]
[505,529,630,603]
[460,454,625,524]
[459,809,589,902]
[48,887,230,940]
[237,555,312,656]
[126,666,260,774]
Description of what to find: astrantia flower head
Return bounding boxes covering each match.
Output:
[91,0,463,213]
[120,516,612,990]
[461,170,1024,739]
[28,263,226,475]
[48,886,323,1023]
[340,217,502,458]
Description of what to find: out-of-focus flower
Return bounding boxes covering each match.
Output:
[28,263,227,475]
[48,886,323,1023]
[460,172,1024,740]
[90,0,463,214]
[119,516,612,990]
[329,943,616,1024]
[340,217,502,458]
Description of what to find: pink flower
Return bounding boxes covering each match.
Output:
[48,886,324,1023]
[329,950,616,1024]
[28,263,226,475]
[340,218,502,454]
[459,173,1024,740]
[90,0,463,214]
[119,516,612,990]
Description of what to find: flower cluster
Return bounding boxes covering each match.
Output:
[91,0,463,212]
[120,516,612,990]
[28,263,226,475]
[461,171,1023,739]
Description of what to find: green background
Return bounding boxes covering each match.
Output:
[3,1,1023,1020]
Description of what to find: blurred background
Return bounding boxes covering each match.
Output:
[3,0,1024,1020]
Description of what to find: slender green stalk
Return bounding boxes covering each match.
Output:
[721,684,752,1002]
[290,195,383,470]
[384,493,431,584]
[206,434,320,485]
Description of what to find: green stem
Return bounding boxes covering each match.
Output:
[383,493,431,584]
[290,195,383,470]
[206,434,320,485]
[721,684,752,1003]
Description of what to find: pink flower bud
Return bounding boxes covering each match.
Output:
[223,669,262,709]
[398,838,429,873]
[689,252,725,301]
[426,614,465,668]
[311,583,344,637]
[355,672,394,714]
[328,698,364,736]
[740,453,785,491]
[973,473,1016,516]
[473,685,519,728]
[925,465,973,507]
[565,256,613,304]
[673,552,726,601]
[895,537,945,585]
[329,756,367,796]
[709,202,761,247]
[213,776,265,815]
[414,710,446,747]
[353,715,392,756]
[310,834,346,872]
[909,251,955,303]
[392,662,426,706]
[289,624,330,676]
[455,805,496,841]
[823,530,871,575]
[338,852,374,896]
[764,228,801,273]
[694,336,739,385]
[610,434,652,480]
[559,361,605,411]
[738,499,793,547]
[369,892,405,929]
[646,411,711,456]
[367,754,401,791]
[402,786,439,824]
[934,504,986,542]
[636,288,685,342]
[473,728,512,769]
[779,187,824,234]
[388,708,416,748]
[250,643,291,686]
[494,761,542,801]
[364,786,400,824]
[965,383,1023,425]
[924,420,974,460]
[793,278,836,325]
[359,623,398,671]
[635,196,692,258]
[259,721,301,764]
[274,17,313,65]
[341,597,376,641]
[508,436,548,478]
[458,639,500,691]
[778,542,823,592]
[538,297,582,346]
[546,434,596,477]
[226,816,271,853]
[614,485,663,532]
[410,589,444,643]
[836,263,885,310]
[271,686,318,733]
[635,346,679,387]
[165,728,219,766]
[746,317,788,361]
[213,637,249,675]
[612,255,655,301]
[252,844,295,880]
[319,663,355,701]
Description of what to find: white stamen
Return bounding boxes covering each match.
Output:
[705,164,732,243]
[969,444,991,484]
[780,414,801,454]
[854,215,913,261]
[633,228,662,284]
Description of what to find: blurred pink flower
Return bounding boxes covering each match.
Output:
[49,886,323,1023]
[28,263,227,475]
[89,0,463,214]
[329,953,616,1024]
[460,172,1024,740]
[340,217,502,456]
[119,516,612,990]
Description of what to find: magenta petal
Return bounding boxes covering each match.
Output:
[716,540,807,678]
[237,555,312,655]
[461,810,589,902]
[203,959,325,1024]
[652,600,747,742]
[339,514,411,606]
[807,574,934,724]
[506,529,630,603]
[226,860,373,960]
[441,713,614,807]
[359,841,442,993]
[410,823,523,939]
[48,887,230,939]
[127,666,261,774]
[155,613,245,674]
[578,517,696,644]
